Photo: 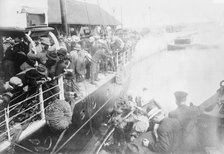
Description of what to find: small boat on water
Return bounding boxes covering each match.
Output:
[167,36,193,51]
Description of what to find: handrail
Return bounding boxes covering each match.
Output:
[9,90,61,122]
[0,120,6,127]
[9,102,42,122]
[0,75,64,147]
[8,83,59,112]
[0,131,7,139]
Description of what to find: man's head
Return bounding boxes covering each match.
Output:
[40,37,51,50]
[174,91,188,106]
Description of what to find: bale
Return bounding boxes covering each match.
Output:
[46,99,72,132]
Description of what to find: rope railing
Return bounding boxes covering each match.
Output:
[0,120,6,127]
[0,131,7,139]
[9,102,41,122]
[43,91,61,103]
[9,87,61,123]
[16,104,53,129]
[9,92,39,112]
[8,93,40,111]
[0,112,6,119]
[5,74,63,111]
[0,75,63,146]
[8,84,59,112]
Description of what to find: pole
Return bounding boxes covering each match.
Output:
[60,0,68,36]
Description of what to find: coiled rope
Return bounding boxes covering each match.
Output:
[45,99,72,132]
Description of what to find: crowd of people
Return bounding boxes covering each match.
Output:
[105,89,202,154]
[0,26,139,105]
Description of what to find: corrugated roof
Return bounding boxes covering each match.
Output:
[48,0,120,25]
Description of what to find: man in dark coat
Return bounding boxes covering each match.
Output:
[142,109,182,154]
[168,91,201,152]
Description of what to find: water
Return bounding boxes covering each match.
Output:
[130,25,224,114]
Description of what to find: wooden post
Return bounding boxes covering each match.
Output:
[60,0,68,36]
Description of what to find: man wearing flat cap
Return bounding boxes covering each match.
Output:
[168,91,202,152]
[141,109,182,154]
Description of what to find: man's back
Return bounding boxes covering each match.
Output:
[168,104,200,128]
[148,118,182,153]
[169,105,201,151]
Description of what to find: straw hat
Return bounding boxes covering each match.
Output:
[147,108,162,120]
[9,77,23,87]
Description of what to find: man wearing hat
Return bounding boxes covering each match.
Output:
[90,47,110,84]
[141,109,182,154]
[45,51,59,78]
[168,91,201,152]
[57,47,68,60]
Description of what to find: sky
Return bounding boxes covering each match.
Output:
[78,0,224,28]
[1,0,224,28]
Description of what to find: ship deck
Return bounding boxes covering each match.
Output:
[70,72,116,111]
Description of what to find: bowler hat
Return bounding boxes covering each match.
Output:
[174,91,188,100]
[57,47,67,56]
[46,51,58,61]
[36,64,48,76]
[65,71,74,80]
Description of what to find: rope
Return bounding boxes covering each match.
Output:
[9,101,42,122]
[53,94,114,154]
[0,112,6,119]
[0,91,27,114]
[8,84,59,111]
[8,93,40,110]
[9,92,38,112]
[0,131,7,138]
[45,99,72,132]
[7,75,62,111]
[43,91,61,102]
[50,129,67,154]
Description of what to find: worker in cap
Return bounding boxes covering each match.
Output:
[174,91,188,105]
[169,91,201,152]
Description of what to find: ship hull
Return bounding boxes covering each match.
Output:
[15,71,131,153]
